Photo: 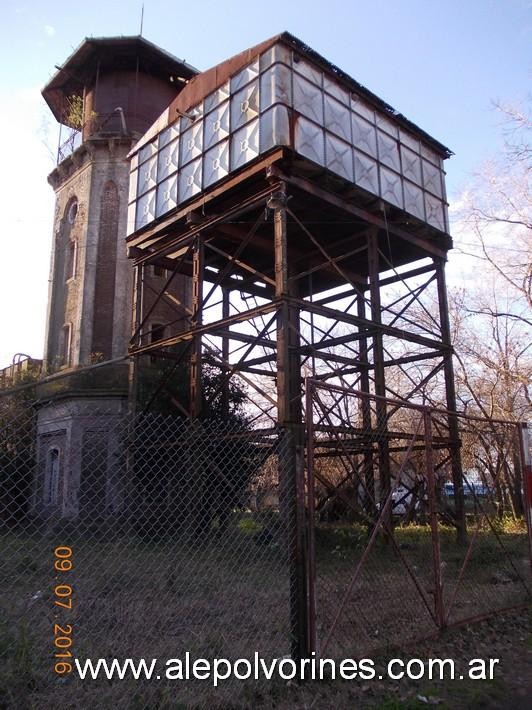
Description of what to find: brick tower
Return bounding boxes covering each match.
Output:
[35,37,196,519]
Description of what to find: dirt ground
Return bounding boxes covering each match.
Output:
[256,606,532,710]
[1,525,530,709]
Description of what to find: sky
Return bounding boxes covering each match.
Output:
[0,0,530,368]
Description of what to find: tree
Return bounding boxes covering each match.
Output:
[131,353,267,538]
[447,100,531,516]
[0,373,40,529]
[454,101,531,327]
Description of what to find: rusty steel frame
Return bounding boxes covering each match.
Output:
[306,380,532,653]
[127,158,470,659]
[308,383,440,655]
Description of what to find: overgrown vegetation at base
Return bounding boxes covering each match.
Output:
[1,522,529,709]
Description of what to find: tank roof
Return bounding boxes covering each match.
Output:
[164,31,451,159]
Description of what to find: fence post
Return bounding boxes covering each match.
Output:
[424,408,445,629]
[125,263,144,532]
[518,422,532,570]
[305,378,317,655]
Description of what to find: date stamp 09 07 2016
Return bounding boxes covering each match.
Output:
[52,546,74,675]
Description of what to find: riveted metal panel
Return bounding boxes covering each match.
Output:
[295,116,325,165]
[137,155,157,197]
[324,75,349,106]
[403,180,425,220]
[293,57,322,87]
[260,64,292,110]
[443,204,449,233]
[260,105,290,153]
[352,113,377,158]
[401,145,422,185]
[293,74,324,125]
[159,122,180,149]
[376,112,399,138]
[421,143,441,167]
[231,80,260,131]
[138,139,158,165]
[377,130,401,172]
[204,101,230,150]
[400,129,420,153]
[157,138,179,181]
[231,119,260,170]
[156,173,178,218]
[178,157,203,202]
[324,94,351,143]
[135,189,156,230]
[380,167,403,208]
[128,168,138,205]
[260,43,292,71]
[425,192,445,231]
[204,140,230,188]
[180,120,203,166]
[351,94,375,123]
[230,60,260,93]
[127,201,136,236]
[422,159,443,198]
[325,133,354,181]
[204,81,230,114]
[354,150,379,194]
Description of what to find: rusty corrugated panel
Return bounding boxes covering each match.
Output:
[168,34,283,118]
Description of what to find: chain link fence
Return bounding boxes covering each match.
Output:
[0,371,295,708]
[1,370,531,707]
[306,381,532,659]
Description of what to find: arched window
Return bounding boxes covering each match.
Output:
[62,197,79,282]
[61,323,72,367]
[45,447,60,504]
[67,199,78,224]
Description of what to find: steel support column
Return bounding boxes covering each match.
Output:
[271,185,309,661]
[357,290,375,513]
[435,259,467,544]
[128,262,144,415]
[221,287,230,417]
[190,235,204,420]
[424,409,445,628]
[368,229,392,532]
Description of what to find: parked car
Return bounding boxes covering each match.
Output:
[443,481,492,497]
[390,485,420,516]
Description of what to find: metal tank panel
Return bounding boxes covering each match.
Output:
[128,42,449,236]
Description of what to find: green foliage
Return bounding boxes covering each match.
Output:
[132,354,261,538]
[65,94,84,129]
[0,373,40,528]
[136,350,248,424]
[491,515,526,535]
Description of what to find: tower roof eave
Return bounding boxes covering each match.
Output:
[42,35,199,125]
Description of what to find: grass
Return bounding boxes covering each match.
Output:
[0,519,530,708]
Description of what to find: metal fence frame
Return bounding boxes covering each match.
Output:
[305,378,532,657]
